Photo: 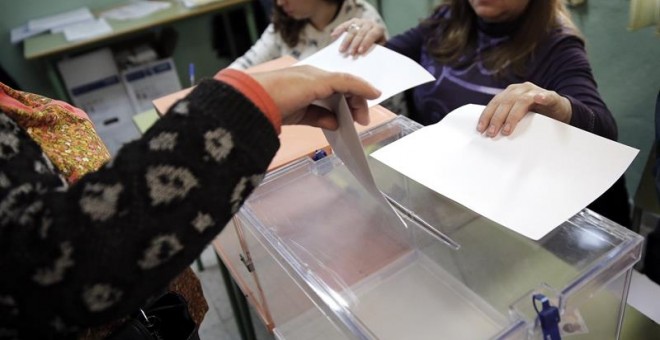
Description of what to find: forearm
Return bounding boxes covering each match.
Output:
[541,36,618,140]
[0,79,280,335]
[566,94,617,140]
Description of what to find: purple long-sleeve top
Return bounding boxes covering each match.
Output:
[386,7,618,140]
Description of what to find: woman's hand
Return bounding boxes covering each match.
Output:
[249,65,381,130]
[331,18,387,56]
[477,82,572,137]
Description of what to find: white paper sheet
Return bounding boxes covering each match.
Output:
[296,33,435,107]
[10,24,47,44]
[371,104,639,240]
[100,1,171,21]
[63,18,113,42]
[28,7,94,32]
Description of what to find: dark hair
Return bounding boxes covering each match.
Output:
[273,0,344,48]
[424,0,581,77]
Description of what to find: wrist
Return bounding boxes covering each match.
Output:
[215,69,282,134]
[560,95,572,123]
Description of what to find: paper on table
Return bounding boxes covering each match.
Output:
[10,24,47,44]
[323,94,406,228]
[371,104,639,240]
[296,33,434,107]
[28,7,93,32]
[63,18,113,42]
[100,1,172,21]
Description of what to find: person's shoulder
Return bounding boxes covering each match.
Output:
[543,27,586,54]
[532,27,589,68]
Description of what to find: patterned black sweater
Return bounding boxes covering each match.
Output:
[0,79,280,338]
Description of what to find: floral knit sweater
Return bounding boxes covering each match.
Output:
[0,76,280,338]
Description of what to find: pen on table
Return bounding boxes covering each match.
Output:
[188,62,195,87]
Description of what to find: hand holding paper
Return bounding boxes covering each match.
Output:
[292,33,436,229]
[248,65,380,130]
[372,104,638,240]
[296,33,435,107]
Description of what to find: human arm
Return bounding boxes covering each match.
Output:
[477,36,617,139]
[228,24,283,70]
[0,67,379,337]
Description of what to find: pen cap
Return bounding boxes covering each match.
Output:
[188,63,195,85]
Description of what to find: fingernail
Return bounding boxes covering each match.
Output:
[477,122,484,132]
[488,125,495,136]
[502,123,510,135]
[357,46,363,54]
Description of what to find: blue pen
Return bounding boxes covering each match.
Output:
[188,63,195,87]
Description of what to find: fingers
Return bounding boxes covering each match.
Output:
[346,94,370,126]
[333,19,384,55]
[478,82,537,137]
[298,105,339,130]
[299,71,377,129]
[298,94,369,131]
[248,66,379,129]
[323,71,381,101]
[333,20,356,53]
[331,20,353,40]
[502,100,530,135]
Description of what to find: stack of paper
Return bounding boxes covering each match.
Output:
[62,19,112,42]
[27,7,94,32]
[11,7,94,43]
[100,1,172,21]
[10,7,113,43]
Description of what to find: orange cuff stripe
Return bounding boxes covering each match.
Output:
[215,69,281,134]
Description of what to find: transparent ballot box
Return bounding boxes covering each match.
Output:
[222,116,643,339]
